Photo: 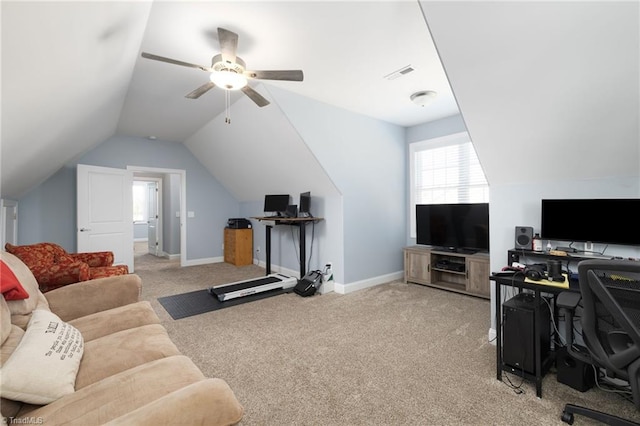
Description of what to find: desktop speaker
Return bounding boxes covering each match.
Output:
[515,226,534,250]
[556,346,595,392]
[502,293,551,375]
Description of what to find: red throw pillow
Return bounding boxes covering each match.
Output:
[1,260,29,300]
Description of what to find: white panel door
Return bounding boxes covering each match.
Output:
[147,181,159,256]
[77,164,134,271]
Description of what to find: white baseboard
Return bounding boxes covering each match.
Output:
[183,256,224,267]
[333,271,404,295]
[253,259,299,278]
[165,253,180,260]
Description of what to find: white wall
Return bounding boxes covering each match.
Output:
[421,1,640,337]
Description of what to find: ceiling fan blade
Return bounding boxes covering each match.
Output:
[141,52,212,72]
[217,28,238,64]
[185,82,216,99]
[244,70,304,81]
[241,86,270,107]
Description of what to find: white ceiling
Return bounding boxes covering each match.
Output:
[5,1,635,203]
[1,1,459,199]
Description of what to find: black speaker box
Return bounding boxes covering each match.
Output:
[556,346,595,392]
[515,226,534,250]
[502,293,551,375]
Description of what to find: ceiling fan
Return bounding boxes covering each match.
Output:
[141,27,303,120]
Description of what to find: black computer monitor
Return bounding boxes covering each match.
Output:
[299,192,311,216]
[264,194,290,215]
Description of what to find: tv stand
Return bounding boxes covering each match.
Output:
[404,246,490,299]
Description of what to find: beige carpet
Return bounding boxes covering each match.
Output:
[134,251,640,425]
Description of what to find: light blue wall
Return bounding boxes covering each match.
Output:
[406,114,467,143]
[269,86,406,284]
[134,222,147,239]
[18,136,239,260]
[17,165,76,250]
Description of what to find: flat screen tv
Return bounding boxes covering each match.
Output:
[263,194,290,215]
[416,203,490,253]
[541,198,640,246]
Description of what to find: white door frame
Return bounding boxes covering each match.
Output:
[1,199,18,247]
[127,166,186,267]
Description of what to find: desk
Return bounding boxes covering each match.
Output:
[491,274,573,398]
[252,217,323,278]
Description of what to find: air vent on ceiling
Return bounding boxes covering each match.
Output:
[383,65,415,81]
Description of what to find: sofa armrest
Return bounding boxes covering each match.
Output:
[44,274,142,322]
[71,251,114,267]
[105,379,244,426]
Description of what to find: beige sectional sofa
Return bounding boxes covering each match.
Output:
[1,251,244,425]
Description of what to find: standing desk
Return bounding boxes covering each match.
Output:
[491,273,572,398]
[252,217,323,278]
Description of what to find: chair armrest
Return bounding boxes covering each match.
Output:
[71,251,114,267]
[557,291,581,310]
[45,274,142,322]
[105,379,244,426]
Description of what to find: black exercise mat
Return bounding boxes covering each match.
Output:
[158,287,288,320]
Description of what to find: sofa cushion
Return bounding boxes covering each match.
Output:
[16,356,207,425]
[1,310,84,404]
[0,252,43,316]
[0,261,29,300]
[69,301,160,342]
[74,324,181,389]
[1,313,27,421]
[1,295,11,345]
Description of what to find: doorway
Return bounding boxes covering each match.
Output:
[133,178,162,257]
[128,166,186,268]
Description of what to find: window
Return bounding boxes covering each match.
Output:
[132,181,149,223]
[409,132,489,237]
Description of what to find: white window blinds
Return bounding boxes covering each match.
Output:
[409,132,489,237]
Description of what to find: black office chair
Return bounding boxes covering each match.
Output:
[557,259,640,426]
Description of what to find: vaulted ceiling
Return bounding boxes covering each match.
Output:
[2,1,638,202]
[1,1,458,199]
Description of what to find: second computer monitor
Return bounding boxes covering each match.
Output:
[299,192,311,216]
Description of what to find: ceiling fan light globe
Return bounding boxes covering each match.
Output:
[410,90,438,107]
[209,71,247,90]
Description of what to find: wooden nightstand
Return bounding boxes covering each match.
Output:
[224,228,253,266]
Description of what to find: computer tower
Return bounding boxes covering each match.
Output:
[502,293,551,375]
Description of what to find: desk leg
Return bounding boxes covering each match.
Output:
[299,222,306,278]
[265,225,272,275]
[534,288,543,398]
[495,281,502,382]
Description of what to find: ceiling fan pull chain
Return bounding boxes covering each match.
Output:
[225,90,231,124]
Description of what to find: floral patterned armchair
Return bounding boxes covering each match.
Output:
[4,242,129,292]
